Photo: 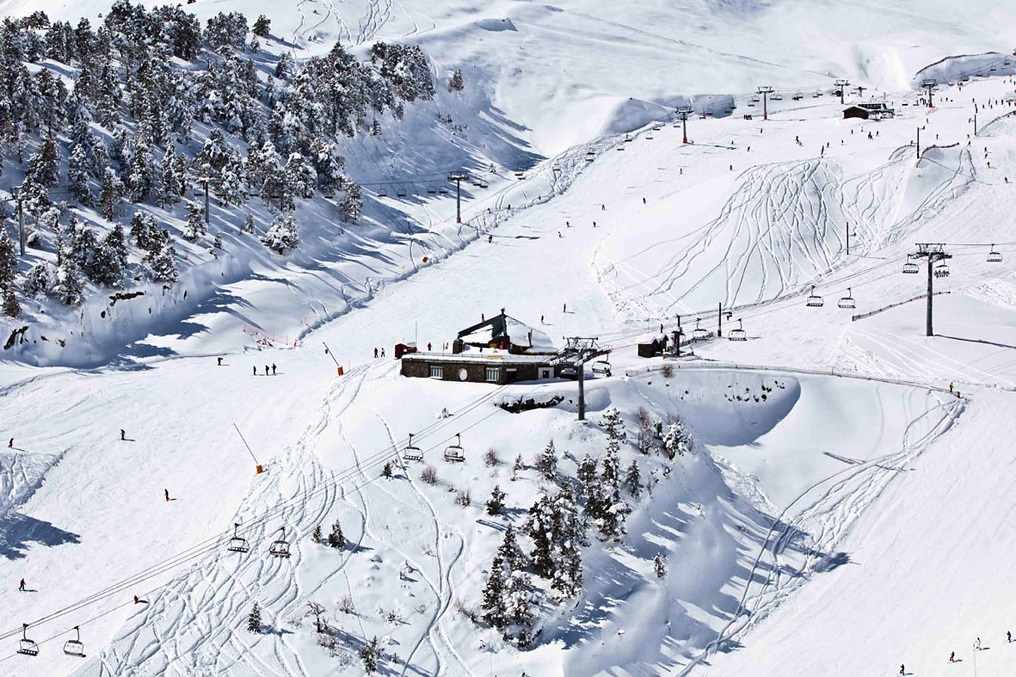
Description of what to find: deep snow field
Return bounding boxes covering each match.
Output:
[1,1,1016,676]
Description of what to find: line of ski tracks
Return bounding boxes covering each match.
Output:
[89,364,469,676]
[679,394,965,676]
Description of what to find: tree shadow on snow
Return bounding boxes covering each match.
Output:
[0,513,81,560]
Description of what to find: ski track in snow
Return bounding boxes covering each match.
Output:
[680,394,965,674]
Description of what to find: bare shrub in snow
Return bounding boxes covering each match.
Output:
[421,465,437,484]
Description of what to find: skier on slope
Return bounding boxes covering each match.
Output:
[7,438,11,448]
[949,651,955,662]
[121,429,126,441]
[165,489,170,502]
[899,663,904,675]
[19,578,26,592]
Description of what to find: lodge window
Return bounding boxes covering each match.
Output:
[485,367,499,382]
[430,365,443,379]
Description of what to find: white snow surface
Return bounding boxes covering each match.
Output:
[0,2,1015,676]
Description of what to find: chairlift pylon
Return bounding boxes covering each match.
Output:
[838,288,856,309]
[18,624,38,657]
[63,626,85,657]
[728,319,747,342]
[227,522,250,554]
[402,433,423,462]
[806,285,824,307]
[269,527,291,558]
[444,433,465,463]
[988,244,1003,263]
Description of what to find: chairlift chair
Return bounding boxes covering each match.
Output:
[585,151,596,162]
[227,523,250,554]
[793,92,804,100]
[673,120,681,128]
[837,288,856,309]
[772,92,784,100]
[750,95,760,103]
[805,285,824,307]
[396,186,408,198]
[652,124,663,131]
[377,186,388,198]
[269,528,291,558]
[903,260,919,274]
[692,319,708,341]
[747,99,756,107]
[478,180,489,189]
[402,433,423,462]
[934,262,950,278]
[18,624,38,657]
[988,245,1003,263]
[617,145,625,151]
[623,134,633,143]
[728,319,747,342]
[439,186,449,194]
[515,171,525,180]
[646,132,654,140]
[426,184,437,194]
[63,626,85,657]
[444,433,465,463]
[591,360,612,377]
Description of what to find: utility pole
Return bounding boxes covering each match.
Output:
[672,315,683,358]
[921,78,937,108]
[11,188,24,256]
[973,108,978,136]
[909,243,952,336]
[835,79,850,105]
[757,86,774,121]
[556,337,609,421]
[916,126,921,160]
[846,222,856,255]
[198,177,211,225]
[448,172,468,223]
[676,106,693,144]
[717,302,723,337]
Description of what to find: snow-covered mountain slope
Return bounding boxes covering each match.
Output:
[1,1,1016,675]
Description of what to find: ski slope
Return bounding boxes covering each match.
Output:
[2,1,1016,674]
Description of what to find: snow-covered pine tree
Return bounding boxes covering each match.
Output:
[659,418,691,459]
[247,601,261,633]
[145,232,178,284]
[22,263,50,297]
[283,152,316,200]
[535,440,558,482]
[600,407,626,442]
[252,15,271,38]
[340,181,363,224]
[526,495,556,579]
[360,636,380,674]
[480,553,508,628]
[261,211,299,254]
[449,69,464,92]
[56,257,84,305]
[28,134,59,187]
[68,143,92,205]
[498,524,526,572]
[130,213,159,252]
[576,454,603,522]
[549,486,586,597]
[72,226,99,279]
[597,438,628,541]
[184,201,205,241]
[486,484,505,515]
[90,225,128,287]
[504,569,536,646]
[127,131,157,202]
[312,524,322,543]
[327,520,344,548]
[0,233,17,290]
[511,453,524,480]
[159,145,183,206]
[98,167,123,221]
[625,459,641,498]
[2,287,20,318]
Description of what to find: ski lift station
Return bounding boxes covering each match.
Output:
[399,310,566,384]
